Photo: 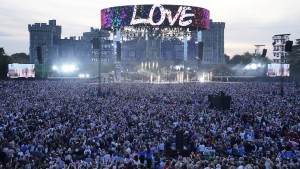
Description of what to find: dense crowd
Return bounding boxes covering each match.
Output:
[0,80,299,169]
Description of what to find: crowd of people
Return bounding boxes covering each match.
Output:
[0,80,299,169]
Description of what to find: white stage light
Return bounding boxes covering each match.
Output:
[52,65,58,71]
[250,64,257,70]
[62,64,76,72]
[200,77,204,83]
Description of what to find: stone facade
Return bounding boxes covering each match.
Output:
[28,20,225,67]
[28,20,61,63]
[201,20,225,64]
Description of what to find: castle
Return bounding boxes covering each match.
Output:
[28,20,225,70]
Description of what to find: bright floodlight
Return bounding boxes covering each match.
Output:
[199,77,204,83]
[79,74,89,78]
[62,64,76,72]
[174,64,184,70]
[244,65,250,70]
[250,64,257,70]
[52,65,58,71]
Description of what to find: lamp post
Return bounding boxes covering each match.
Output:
[197,29,203,81]
[98,39,102,97]
[183,30,188,83]
[92,36,102,97]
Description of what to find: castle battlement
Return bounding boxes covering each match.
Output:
[28,20,61,32]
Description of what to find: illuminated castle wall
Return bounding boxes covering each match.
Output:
[28,19,224,66]
[28,21,113,64]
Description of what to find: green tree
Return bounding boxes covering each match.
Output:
[228,52,272,65]
[0,47,12,79]
[0,48,5,56]
[224,54,230,64]
[229,52,255,65]
[212,64,235,76]
[11,53,30,64]
[287,40,300,80]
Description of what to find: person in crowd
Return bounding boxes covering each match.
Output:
[0,80,299,168]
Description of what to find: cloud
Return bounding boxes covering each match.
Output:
[0,38,28,55]
[1,0,300,56]
[0,32,11,37]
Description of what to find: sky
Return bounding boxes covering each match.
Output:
[0,0,300,57]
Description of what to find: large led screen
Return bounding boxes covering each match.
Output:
[267,63,290,77]
[101,4,210,30]
[7,64,35,78]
